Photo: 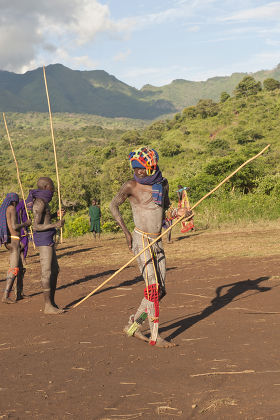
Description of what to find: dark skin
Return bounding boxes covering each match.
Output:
[110,167,192,348]
[111,168,191,250]
[33,178,65,314]
[2,202,31,304]
[33,179,65,233]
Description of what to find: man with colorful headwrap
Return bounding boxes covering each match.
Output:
[29,177,65,314]
[110,146,191,347]
[0,193,31,303]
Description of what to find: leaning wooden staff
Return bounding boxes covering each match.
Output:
[2,112,35,249]
[73,144,270,309]
[42,65,63,243]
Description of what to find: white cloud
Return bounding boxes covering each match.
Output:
[113,49,132,62]
[186,25,200,32]
[0,0,124,72]
[221,2,280,22]
[265,38,280,46]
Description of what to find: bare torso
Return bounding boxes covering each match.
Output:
[129,183,164,234]
[110,178,169,248]
[6,205,21,237]
[33,199,55,231]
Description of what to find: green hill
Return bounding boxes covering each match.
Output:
[141,64,280,109]
[0,64,176,119]
[1,75,280,234]
[1,64,280,119]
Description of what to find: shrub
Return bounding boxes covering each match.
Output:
[263,78,280,91]
[102,221,120,232]
[196,99,219,118]
[234,76,262,98]
[160,142,183,157]
[220,91,230,103]
[207,139,230,155]
[233,128,263,145]
[64,215,89,238]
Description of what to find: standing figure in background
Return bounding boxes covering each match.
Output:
[0,193,31,303]
[89,199,101,240]
[177,185,195,233]
[29,177,65,314]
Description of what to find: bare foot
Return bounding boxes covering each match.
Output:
[2,296,16,304]
[44,304,65,314]
[123,325,149,343]
[152,336,177,348]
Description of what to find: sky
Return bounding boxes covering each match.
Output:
[1,0,280,88]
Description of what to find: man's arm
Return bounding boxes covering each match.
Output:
[163,180,171,211]
[7,206,31,232]
[33,199,64,231]
[110,181,133,250]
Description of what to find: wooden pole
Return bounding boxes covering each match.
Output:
[2,113,35,249]
[42,65,63,243]
[73,144,270,309]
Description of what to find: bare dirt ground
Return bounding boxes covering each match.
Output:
[1,227,280,420]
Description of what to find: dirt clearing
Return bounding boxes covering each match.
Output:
[1,227,280,419]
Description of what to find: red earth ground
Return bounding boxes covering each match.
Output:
[1,227,280,419]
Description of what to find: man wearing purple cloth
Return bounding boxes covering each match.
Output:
[1,193,31,303]
[29,177,65,314]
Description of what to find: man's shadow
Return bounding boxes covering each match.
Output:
[65,266,177,309]
[160,276,272,340]
[175,232,203,241]
[57,247,93,259]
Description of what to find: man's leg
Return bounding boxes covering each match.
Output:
[39,246,64,314]
[15,256,25,301]
[124,233,174,347]
[2,243,20,304]
[50,247,62,309]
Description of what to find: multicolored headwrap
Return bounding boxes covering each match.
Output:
[0,193,19,246]
[129,147,159,176]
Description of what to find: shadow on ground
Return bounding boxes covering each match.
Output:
[160,276,273,340]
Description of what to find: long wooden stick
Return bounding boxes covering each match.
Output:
[42,65,63,243]
[73,144,270,309]
[2,113,35,249]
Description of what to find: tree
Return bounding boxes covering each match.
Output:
[182,106,197,119]
[121,130,142,146]
[196,99,219,118]
[263,78,280,91]
[160,142,183,157]
[234,76,262,98]
[220,91,230,103]
[233,128,263,145]
[207,139,230,155]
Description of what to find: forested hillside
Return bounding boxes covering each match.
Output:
[0,64,175,119]
[1,75,280,235]
[1,63,280,119]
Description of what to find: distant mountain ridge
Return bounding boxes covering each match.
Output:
[0,63,279,119]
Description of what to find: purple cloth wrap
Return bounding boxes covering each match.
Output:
[33,229,56,247]
[0,193,19,246]
[16,200,29,259]
[134,168,165,206]
[26,189,54,209]
[27,189,56,246]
